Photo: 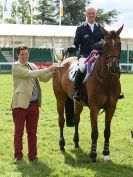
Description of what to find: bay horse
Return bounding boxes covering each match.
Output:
[53,25,123,162]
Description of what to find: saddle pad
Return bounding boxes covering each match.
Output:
[68,60,97,83]
[68,62,79,81]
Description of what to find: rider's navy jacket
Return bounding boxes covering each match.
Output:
[74,21,104,58]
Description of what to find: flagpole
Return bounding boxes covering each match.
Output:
[30,0,35,24]
[59,0,63,26]
[59,0,61,25]
[31,8,33,25]
[30,0,33,24]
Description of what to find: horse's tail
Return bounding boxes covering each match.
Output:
[65,96,74,127]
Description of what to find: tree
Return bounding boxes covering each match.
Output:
[57,0,86,25]
[6,0,31,24]
[5,0,119,26]
[62,0,86,25]
[53,0,119,26]
[96,9,119,26]
[35,0,56,24]
[0,2,2,23]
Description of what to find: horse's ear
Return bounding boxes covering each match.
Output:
[98,24,108,36]
[116,24,124,36]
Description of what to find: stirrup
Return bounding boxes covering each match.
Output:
[72,91,80,101]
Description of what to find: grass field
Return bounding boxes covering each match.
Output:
[0,73,133,177]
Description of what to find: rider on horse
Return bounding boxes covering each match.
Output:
[67,6,124,101]
[67,6,104,101]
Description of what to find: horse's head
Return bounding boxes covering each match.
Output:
[100,25,124,75]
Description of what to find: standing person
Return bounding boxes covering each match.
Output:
[11,45,58,161]
[67,6,104,101]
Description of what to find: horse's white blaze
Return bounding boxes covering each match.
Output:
[104,155,110,161]
[112,39,115,46]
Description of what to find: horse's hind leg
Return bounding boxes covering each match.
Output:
[56,95,66,151]
[103,105,116,160]
[73,103,83,148]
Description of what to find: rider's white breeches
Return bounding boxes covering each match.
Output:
[78,58,86,73]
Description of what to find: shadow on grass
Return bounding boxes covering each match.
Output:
[15,159,51,177]
[63,148,133,177]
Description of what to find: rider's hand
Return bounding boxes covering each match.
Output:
[92,41,104,50]
[67,46,77,54]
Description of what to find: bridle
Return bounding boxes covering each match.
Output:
[106,55,120,75]
[94,37,121,83]
[94,55,120,87]
[103,32,121,74]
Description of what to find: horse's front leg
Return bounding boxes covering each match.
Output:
[57,95,66,152]
[103,105,116,160]
[90,106,100,162]
[73,103,83,148]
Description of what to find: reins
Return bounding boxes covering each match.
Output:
[94,53,120,85]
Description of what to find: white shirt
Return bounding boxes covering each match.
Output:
[88,22,95,32]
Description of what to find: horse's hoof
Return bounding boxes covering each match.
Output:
[91,158,96,163]
[74,144,80,148]
[60,148,65,153]
[59,138,65,150]
[89,152,97,163]
[103,155,110,161]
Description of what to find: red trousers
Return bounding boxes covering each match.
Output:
[12,101,39,160]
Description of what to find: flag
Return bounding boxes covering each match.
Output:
[30,0,35,14]
[2,0,8,24]
[60,0,63,17]
[31,2,35,14]
[4,0,8,12]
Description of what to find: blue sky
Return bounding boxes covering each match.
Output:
[91,0,133,28]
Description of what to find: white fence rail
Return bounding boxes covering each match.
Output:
[0,62,13,73]
[120,63,133,73]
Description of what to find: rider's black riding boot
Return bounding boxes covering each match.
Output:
[72,69,84,101]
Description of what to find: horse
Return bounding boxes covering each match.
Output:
[53,25,123,162]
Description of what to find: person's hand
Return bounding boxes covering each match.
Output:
[47,64,64,72]
[67,46,77,54]
[47,64,57,72]
[92,41,104,50]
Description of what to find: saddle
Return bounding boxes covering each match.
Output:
[68,49,100,83]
